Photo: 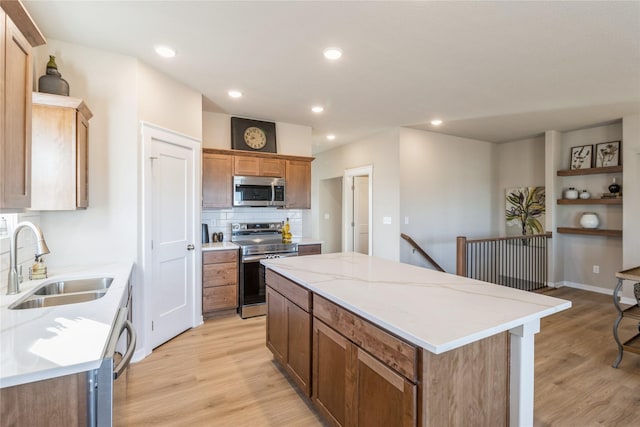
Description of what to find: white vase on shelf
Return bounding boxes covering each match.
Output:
[580,212,599,229]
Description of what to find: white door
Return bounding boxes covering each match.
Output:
[353,176,369,255]
[150,130,196,348]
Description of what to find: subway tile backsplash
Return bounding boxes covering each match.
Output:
[201,208,311,242]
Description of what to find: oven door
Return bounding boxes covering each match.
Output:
[239,253,296,318]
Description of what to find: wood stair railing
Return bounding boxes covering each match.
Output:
[400,233,445,272]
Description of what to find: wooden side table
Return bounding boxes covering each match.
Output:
[612,266,640,368]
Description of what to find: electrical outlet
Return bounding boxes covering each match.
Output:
[593,265,600,274]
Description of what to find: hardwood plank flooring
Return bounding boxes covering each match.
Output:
[116,288,640,426]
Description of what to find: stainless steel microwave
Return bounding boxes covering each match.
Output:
[233,176,286,207]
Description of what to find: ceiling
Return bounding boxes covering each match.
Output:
[23,1,640,153]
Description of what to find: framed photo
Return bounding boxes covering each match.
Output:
[570,145,592,170]
[594,140,620,168]
[231,117,277,153]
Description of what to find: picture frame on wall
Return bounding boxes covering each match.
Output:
[594,140,620,168]
[570,144,593,170]
[231,117,277,153]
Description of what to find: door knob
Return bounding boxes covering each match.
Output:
[187,244,195,250]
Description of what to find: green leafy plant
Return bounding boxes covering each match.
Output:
[506,187,545,236]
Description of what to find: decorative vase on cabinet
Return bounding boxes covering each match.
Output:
[580,212,599,229]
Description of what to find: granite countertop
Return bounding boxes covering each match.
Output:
[0,262,134,388]
[261,252,571,354]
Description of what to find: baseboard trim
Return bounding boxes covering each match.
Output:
[555,281,636,305]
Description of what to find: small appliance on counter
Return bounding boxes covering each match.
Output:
[202,224,210,244]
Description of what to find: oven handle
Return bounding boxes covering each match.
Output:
[242,253,298,262]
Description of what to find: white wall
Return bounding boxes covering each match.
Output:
[312,129,401,261]
[398,128,496,273]
[202,111,312,156]
[318,177,342,253]
[495,136,546,236]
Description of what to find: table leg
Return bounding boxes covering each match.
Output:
[612,313,624,368]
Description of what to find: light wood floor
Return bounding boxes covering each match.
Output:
[115,288,640,426]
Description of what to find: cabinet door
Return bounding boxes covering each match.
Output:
[1,14,32,208]
[233,155,260,176]
[76,112,89,208]
[285,160,311,209]
[202,153,232,208]
[355,348,416,427]
[203,285,237,312]
[286,300,311,395]
[298,244,321,256]
[266,286,287,364]
[313,319,355,427]
[260,158,285,177]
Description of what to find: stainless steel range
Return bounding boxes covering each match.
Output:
[232,222,298,318]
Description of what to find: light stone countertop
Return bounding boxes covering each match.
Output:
[294,238,323,246]
[0,262,134,388]
[201,242,239,251]
[261,252,571,354]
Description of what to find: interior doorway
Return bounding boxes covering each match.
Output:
[343,166,373,255]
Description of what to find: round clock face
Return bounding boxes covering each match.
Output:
[244,126,267,149]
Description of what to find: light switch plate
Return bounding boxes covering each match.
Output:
[383,216,392,225]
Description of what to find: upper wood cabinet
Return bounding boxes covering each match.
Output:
[202,153,233,208]
[0,4,45,209]
[31,93,92,210]
[233,154,284,177]
[286,159,311,209]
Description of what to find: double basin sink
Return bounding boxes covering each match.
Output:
[9,277,113,310]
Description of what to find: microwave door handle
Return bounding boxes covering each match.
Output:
[271,183,275,206]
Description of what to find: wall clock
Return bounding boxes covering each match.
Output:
[231,117,277,153]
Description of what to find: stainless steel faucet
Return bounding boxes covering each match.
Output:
[6,222,50,295]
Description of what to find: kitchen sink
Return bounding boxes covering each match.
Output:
[9,290,108,310]
[34,277,113,295]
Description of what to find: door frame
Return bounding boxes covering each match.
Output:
[140,121,202,358]
[342,165,373,255]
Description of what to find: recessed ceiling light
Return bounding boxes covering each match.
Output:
[312,106,324,113]
[323,47,343,60]
[326,134,336,141]
[430,119,443,126]
[228,90,243,98]
[155,45,176,58]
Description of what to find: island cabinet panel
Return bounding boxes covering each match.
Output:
[421,331,509,427]
[202,153,232,208]
[313,295,417,382]
[265,270,312,396]
[312,318,417,427]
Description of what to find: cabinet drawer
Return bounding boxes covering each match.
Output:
[203,285,237,312]
[265,269,311,312]
[203,262,237,287]
[203,250,238,265]
[313,295,417,382]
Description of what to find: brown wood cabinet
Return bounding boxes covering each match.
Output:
[202,153,233,208]
[31,93,92,210]
[234,154,284,177]
[285,159,311,209]
[202,250,238,317]
[298,243,321,256]
[265,269,312,396]
[0,4,45,209]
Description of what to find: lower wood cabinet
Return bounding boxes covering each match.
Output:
[265,270,312,396]
[298,243,321,256]
[202,250,238,317]
[313,318,416,427]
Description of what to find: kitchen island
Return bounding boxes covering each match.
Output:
[262,252,570,426]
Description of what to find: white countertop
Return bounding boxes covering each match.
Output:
[262,252,571,354]
[0,262,134,388]
[202,242,239,251]
[295,238,323,245]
